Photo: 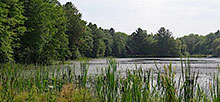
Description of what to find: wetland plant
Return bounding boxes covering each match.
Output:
[0,59,219,102]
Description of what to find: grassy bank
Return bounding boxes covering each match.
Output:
[0,59,219,102]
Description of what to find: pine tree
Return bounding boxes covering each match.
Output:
[63,2,87,59]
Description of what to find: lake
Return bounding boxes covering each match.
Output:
[71,57,220,93]
[72,57,219,74]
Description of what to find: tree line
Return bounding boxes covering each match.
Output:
[0,0,219,64]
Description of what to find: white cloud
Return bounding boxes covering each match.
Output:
[59,0,220,37]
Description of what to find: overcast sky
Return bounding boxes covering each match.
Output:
[59,0,220,37]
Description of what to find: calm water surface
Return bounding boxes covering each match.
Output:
[72,58,220,75]
[71,57,220,92]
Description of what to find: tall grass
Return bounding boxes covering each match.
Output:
[0,59,219,101]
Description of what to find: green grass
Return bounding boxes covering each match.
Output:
[0,59,219,102]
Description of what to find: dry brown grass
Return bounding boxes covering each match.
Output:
[57,83,98,102]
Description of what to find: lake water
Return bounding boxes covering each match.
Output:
[71,57,220,93]
[72,57,220,74]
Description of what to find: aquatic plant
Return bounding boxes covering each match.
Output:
[0,59,219,101]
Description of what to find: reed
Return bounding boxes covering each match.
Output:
[0,59,218,102]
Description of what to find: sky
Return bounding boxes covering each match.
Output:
[59,0,220,37]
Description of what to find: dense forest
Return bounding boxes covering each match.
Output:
[0,0,220,64]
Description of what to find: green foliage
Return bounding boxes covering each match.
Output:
[176,39,187,56]
[179,31,220,56]
[127,28,154,56]
[79,27,94,57]
[88,23,106,57]
[1,0,220,64]
[205,33,216,54]
[127,27,180,57]
[80,61,89,87]
[112,32,128,57]
[124,28,220,57]
[180,34,208,55]
[63,2,86,59]
[215,45,220,57]
[0,0,26,63]
[212,38,220,56]
[19,0,69,64]
[155,27,179,56]
[103,29,113,57]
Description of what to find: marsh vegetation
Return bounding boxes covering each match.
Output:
[0,59,220,102]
